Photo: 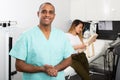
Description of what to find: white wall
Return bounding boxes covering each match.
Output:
[0,0,71,38]
[0,0,71,80]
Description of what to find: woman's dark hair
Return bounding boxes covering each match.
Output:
[68,19,84,43]
[72,19,84,28]
[68,19,84,33]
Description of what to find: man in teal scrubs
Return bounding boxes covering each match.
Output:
[9,2,74,80]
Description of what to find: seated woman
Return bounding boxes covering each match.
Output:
[66,19,90,80]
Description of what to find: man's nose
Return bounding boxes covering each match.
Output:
[45,11,51,16]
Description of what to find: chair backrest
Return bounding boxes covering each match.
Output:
[113,42,120,80]
[115,58,120,80]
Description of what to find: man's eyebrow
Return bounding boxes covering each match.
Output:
[40,9,52,11]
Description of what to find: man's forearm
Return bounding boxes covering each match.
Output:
[54,56,72,71]
[16,59,58,77]
[16,56,72,74]
[16,59,45,73]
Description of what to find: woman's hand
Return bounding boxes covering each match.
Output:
[80,44,86,49]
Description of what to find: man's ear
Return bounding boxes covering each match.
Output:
[53,14,56,20]
[37,11,39,17]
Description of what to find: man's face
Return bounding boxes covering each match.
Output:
[38,4,55,26]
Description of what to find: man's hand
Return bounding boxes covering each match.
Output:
[44,64,58,77]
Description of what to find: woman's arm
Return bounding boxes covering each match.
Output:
[73,44,86,50]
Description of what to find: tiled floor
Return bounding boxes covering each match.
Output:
[65,74,109,80]
[65,68,112,80]
[90,74,108,80]
[65,75,82,80]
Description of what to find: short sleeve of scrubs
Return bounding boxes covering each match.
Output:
[9,33,28,61]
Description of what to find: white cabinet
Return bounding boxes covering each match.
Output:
[85,0,106,20]
[70,0,86,20]
[109,0,120,20]
[70,0,120,20]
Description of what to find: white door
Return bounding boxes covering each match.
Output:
[0,30,9,80]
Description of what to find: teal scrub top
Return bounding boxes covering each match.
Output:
[9,26,74,80]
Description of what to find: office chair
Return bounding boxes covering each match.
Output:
[112,42,120,80]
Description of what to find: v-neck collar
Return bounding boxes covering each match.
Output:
[36,26,52,41]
